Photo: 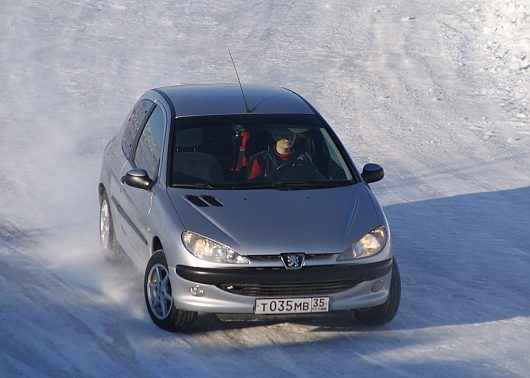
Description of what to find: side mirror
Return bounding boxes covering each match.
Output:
[361,163,384,184]
[123,168,153,190]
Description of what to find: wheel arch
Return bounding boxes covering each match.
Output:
[152,236,163,255]
[98,183,106,197]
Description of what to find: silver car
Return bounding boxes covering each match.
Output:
[98,84,400,331]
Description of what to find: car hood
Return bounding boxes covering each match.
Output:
[167,184,380,255]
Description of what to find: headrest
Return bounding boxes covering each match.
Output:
[174,128,203,148]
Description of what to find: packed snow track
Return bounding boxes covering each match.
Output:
[1,1,529,377]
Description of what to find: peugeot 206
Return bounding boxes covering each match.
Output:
[98,84,400,331]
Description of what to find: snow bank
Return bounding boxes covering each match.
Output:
[465,0,529,122]
[481,0,529,73]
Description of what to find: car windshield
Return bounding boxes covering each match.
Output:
[169,114,356,189]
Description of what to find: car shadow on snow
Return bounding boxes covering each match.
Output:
[164,188,530,377]
[188,186,530,333]
[382,185,530,330]
[188,312,362,333]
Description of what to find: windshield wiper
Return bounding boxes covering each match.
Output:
[271,182,341,190]
[229,181,351,190]
[229,182,276,190]
[172,183,217,189]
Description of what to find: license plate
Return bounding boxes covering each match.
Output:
[255,297,329,314]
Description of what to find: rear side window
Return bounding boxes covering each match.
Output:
[133,105,166,179]
[122,99,153,160]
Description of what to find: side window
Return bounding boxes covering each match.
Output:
[133,105,166,179]
[122,99,153,160]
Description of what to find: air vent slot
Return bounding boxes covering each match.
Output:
[185,195,209,207]
[200,195,224,207]
[218,281,360,296]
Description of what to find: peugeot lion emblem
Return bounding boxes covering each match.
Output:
[281,253,305,270]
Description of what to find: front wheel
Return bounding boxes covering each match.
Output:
[355,258,401,325]
[144,251,197,331]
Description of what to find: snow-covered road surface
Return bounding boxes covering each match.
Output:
[1,0,529,376]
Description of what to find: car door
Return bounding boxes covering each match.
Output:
[118,103,166,263]
[111,99,153,249]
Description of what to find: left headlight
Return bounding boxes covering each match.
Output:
[182,231,249,264]
[337,226,387,260]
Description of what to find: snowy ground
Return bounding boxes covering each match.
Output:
[1,0,529,377]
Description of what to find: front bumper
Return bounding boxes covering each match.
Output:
[169,259,393,313]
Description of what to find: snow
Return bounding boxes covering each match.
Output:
[1,0,529,377]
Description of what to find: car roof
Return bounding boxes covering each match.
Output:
[153,84,316,117]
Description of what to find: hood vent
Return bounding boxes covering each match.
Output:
[184,195,224,208]
[200,195,223,207]
[185,195,209,207]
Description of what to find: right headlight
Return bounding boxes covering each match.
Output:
[337,226,387,260]
[181,231,249,264]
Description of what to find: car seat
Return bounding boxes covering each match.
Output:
[172,128,224,184]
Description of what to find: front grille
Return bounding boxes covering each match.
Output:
[246,253,339,262]
[218,280,360,296]
[246,255,281,262]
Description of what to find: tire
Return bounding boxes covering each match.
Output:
[144,251,197,331]
[99,191,123,262]
[355,258,401,325]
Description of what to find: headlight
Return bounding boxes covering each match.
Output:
[337,226,387,260]
[182,231,249,264]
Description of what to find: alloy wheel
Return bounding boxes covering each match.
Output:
[146,263,173,320]
[100,199,110,249]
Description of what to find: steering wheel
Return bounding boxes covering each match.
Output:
[274,159,325,181]
[275,159,314,173]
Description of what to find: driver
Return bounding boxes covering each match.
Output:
[247,130,310,180]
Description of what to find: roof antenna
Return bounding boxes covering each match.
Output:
[229,50,251,113]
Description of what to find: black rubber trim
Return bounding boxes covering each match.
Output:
[175,259,392,285]
[111,196,148,246]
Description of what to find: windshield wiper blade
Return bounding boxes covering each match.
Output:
[272,181,341,189]
[172,183,216,189]
[229,182,275,190]
[229,181,348,190]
